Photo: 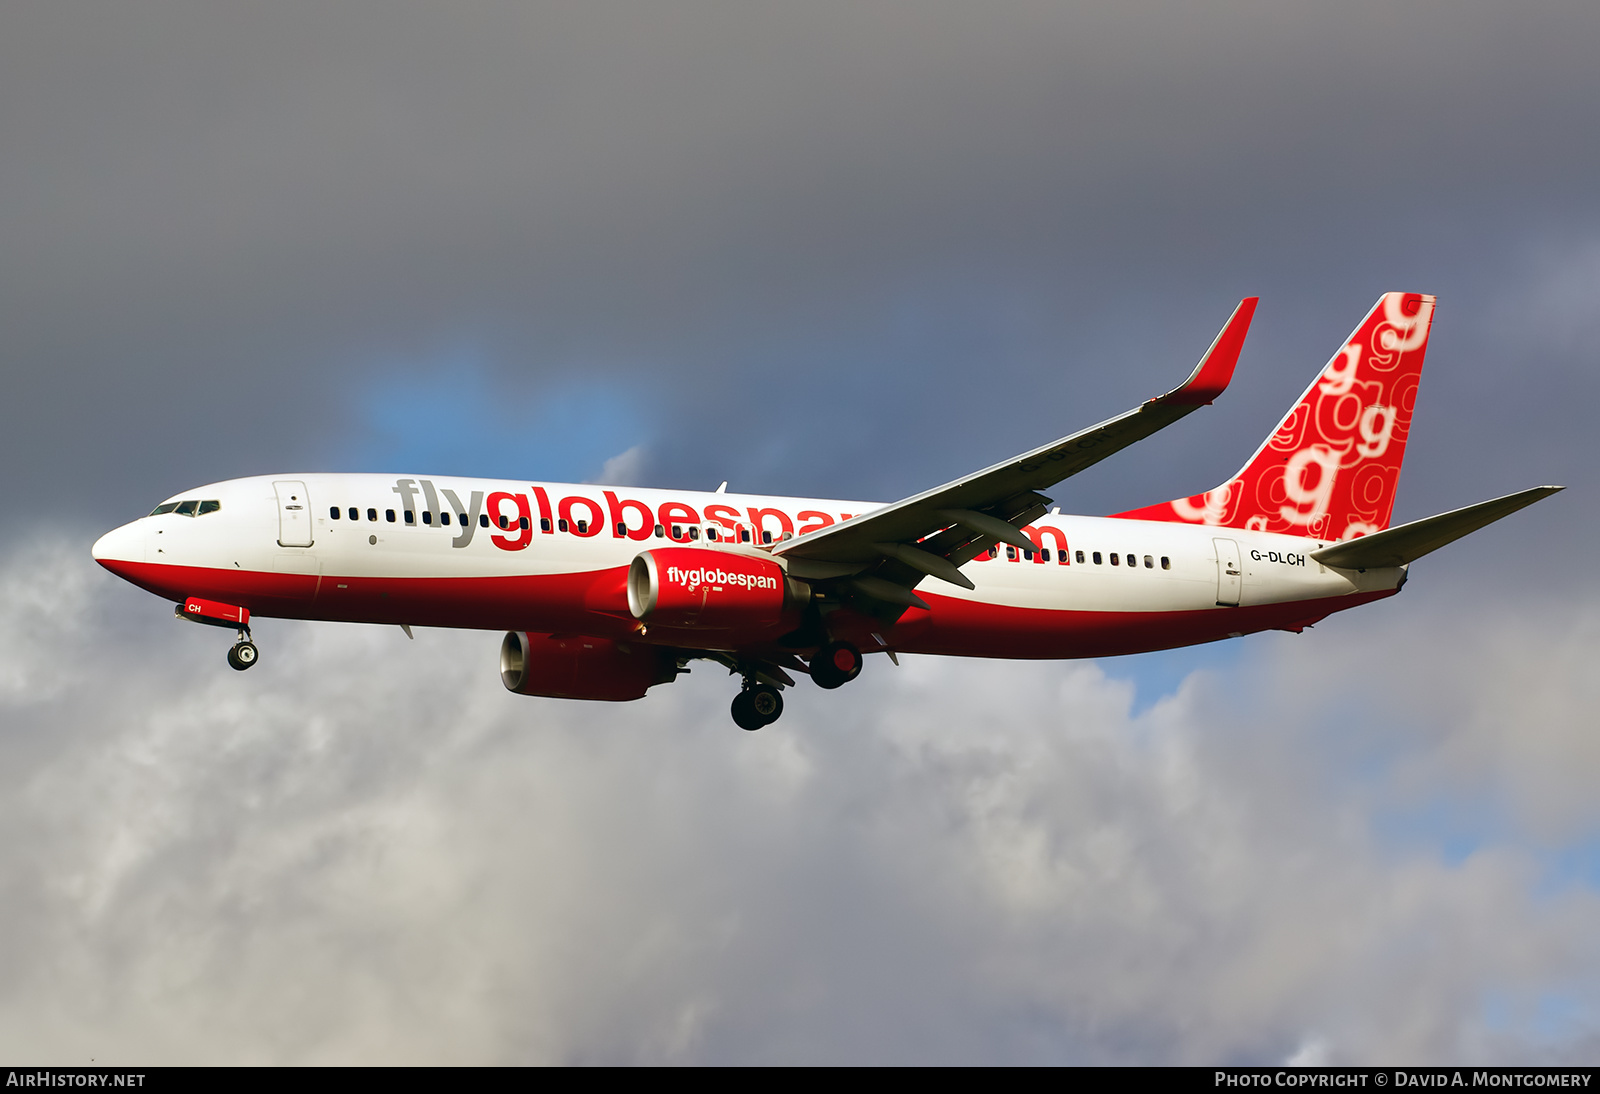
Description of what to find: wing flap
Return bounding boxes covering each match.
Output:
[1310,486,1563,570]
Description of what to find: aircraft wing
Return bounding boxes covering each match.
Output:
[773,298,1258,605]
[1310,486,1563,570]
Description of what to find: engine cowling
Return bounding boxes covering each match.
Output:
[500,632,676,701]
[626,547,809,630]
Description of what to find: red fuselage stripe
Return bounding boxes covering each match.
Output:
[98,558,1393,659]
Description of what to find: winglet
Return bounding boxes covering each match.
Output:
[1154,296,1258,406]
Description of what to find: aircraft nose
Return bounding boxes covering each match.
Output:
[91,522,141,566]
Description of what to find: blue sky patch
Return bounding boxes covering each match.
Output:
[338,355,651,484]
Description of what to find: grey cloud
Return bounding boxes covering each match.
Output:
[1,3,1596,536]
[3,539,1598,1063]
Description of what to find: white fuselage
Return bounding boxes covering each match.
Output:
[93,473,1403,660]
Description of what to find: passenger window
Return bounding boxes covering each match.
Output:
[988,546,998,559]
[615,522,627,537]
[405,510,415,524]
[479,514,489,528]
[500,515,511,530]
[1093,552,1102,565]
[198,500,221,516]
[762,530,773,544]
[671,524,682,540]
[654,524,665,537]
[423,512,432,525]
[520,517,530,530]
[330,507,340,519]
[461,513,470,527]
[386,509,396,523]
[149,503,180,515]
[576,520,588,534]
[1023,549,1034,561]
[1110,553,1120,566]
[540,518,552,532]
[1076,550,1085,563]
[348,507,358,521]
[1006,546,1017,560]
[558,519,568,532]
[707,528,719,542]
[740,528,751,543]
[1041,549,1050,562]
[367,508,378,522]
[1144,555,1153,568]
[690,527,700,541]
[1161,556,1171,570]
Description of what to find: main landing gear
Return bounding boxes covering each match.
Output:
[725,641,864,731]
[731,683,784,731]
[227,631,258,671]
[809,640,862,690]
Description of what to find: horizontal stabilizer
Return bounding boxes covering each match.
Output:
[1311,486,1563,570]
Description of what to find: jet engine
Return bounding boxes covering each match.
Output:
[626,547,810,629]
[500,632,676,701]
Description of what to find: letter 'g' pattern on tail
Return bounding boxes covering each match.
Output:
[1116,292,1435,541]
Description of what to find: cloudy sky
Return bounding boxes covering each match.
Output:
[2,0,1596,1064]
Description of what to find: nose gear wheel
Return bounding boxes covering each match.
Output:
[227,639,259,671]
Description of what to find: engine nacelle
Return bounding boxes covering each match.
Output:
[627,547,809,630]
[500,632,676,701]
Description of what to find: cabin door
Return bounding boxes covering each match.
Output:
[1214,538,1242,607]
[274,481,314,547]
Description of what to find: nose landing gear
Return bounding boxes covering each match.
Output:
[731,682,784,731]
[226,631,258,671]
[174,598,258,672]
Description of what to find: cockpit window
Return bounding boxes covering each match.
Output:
[150,498,222,517]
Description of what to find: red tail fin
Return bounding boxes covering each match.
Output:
[1116,292,1435,541]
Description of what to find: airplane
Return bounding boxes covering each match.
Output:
[91,292,1561,730]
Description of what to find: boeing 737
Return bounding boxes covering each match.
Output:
[92,293,1560,729]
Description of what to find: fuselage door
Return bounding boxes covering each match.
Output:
[1214,537,1242,607]
[274,480,314,547]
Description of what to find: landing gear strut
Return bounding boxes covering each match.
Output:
[731,683,784,731]
[227,630,258,671]
[809,640,862,689]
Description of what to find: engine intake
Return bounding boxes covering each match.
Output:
[500,632,676,701]
[627,547,809,629]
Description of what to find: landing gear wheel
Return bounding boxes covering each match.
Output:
[750,685,783,724]
[731,690,762,731]
[809,641,862,690]
[731,685,784,731]
[227,641,258,671]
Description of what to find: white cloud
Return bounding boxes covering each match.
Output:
[593,444,648,488]
[1,536,1598,1063]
